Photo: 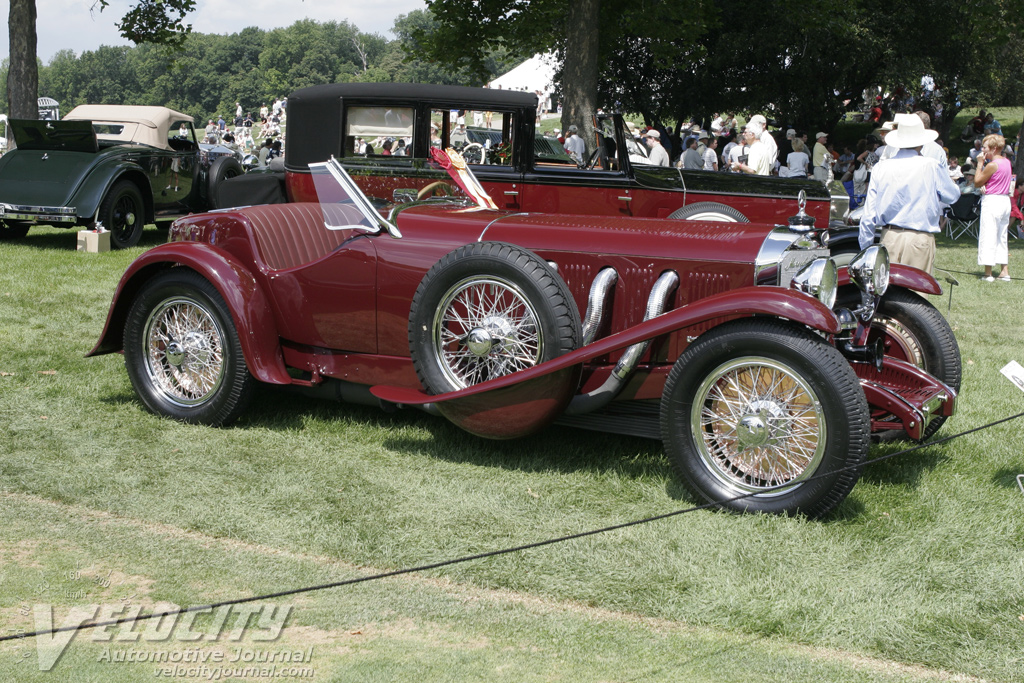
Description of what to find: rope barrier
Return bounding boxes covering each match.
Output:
[3,409,1023,644]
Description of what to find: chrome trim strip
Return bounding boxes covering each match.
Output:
[0,203,78,223]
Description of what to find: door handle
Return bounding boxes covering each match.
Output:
[618,196,633,202]
[504,191,519,197]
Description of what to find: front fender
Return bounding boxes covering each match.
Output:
[87,242,290,385]
[68,158,155,222]
[838,263,941,296]
[371,286,840,407]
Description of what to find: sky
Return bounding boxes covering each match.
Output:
[0,0,428,65]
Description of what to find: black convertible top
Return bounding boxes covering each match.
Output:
[285,83,538,169]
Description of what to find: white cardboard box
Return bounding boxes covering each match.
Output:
[77,230,111,253]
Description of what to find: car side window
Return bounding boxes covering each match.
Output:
[431,108,512,167]
[168,120,197,151]
[344,106,414,158]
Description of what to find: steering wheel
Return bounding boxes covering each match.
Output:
[585,148,602,170]
[461,142,485,165]
[417,181,454,200]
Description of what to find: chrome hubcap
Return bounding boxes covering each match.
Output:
[143,297,226,406]
[691,357,826,495]
[433,276,543,389]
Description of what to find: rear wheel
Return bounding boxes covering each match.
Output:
[661,319,869,518]
[124,269,255,426]
[99,180,145,249]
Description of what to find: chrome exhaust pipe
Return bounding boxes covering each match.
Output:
[566,270,679,415]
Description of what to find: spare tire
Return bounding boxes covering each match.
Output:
[408,241,582,438]
[667,202,749,222]
[208,156,245,209]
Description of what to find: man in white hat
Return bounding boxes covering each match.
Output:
[643,129,670,166]
[563,124,586,165]
[730,123,771,175]
[747,114,778,167]
[858,112,960,274]
[812,131,831,182]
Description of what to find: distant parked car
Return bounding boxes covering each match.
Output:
[0,105,243,248]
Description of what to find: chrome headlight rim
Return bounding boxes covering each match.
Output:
[849,245,890,297]
[791,257,838,310]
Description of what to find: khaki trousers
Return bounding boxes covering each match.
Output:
[880,228,936,275]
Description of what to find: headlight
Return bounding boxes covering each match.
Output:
[791,257,838,309]
[849,245,890,296]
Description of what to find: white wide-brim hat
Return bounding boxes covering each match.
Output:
[884,113,938,149]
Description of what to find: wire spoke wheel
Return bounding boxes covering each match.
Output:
[661,319,869,518]
[432,276,543,389]
[124,270,254,426]
[692,356,826,495]
[144,297,226,406]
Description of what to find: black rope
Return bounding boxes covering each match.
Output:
[936,266,1023,281]
[4,409,1023,644]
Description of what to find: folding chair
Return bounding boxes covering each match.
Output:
[944,193,981,240]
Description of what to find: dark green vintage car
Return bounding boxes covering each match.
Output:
[0,105,243,248]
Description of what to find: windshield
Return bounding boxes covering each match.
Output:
[309,158,402,238]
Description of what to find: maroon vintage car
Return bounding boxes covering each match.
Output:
[90,157,957,518]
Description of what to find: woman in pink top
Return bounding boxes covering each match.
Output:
[974,134,1013,281]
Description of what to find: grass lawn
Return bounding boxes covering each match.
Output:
[2,225,1024,681]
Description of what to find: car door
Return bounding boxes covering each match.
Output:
[517,116,635,216]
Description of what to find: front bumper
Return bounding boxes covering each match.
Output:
[0,203,77,224]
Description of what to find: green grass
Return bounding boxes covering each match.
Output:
[2,226,1024,681]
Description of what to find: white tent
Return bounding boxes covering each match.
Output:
[488,53,559,112]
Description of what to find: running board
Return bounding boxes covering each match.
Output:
[553,400,662,440]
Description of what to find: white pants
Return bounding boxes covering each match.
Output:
[978,194,1010,266]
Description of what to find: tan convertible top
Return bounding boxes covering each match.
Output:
[63,105,194,150]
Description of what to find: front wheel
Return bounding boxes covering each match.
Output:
[123,269,255,426]
[661,319,869,518]
[99,180,145,249]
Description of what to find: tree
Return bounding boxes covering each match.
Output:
[418,0,713,153]
[6,0,195,120]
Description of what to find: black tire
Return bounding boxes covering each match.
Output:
[0,222,30,240]
[99,180,145,249]
[209,156,245,209]
[409,241,581,393]
[123,269,255,426]
[660,319,870,518]
[856,286,961,440]
[667,202,749,222]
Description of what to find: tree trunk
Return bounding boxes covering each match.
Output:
[7,0,38,121]
[560,0,600,158]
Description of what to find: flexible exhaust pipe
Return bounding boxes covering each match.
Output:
[566,270,679,415]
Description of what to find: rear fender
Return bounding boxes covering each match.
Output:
[372,286,840,407]
[838,263,941,296]
[87,242,290,385]
[68,159,155,224]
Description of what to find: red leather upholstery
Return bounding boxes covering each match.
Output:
[243,202,369,270]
